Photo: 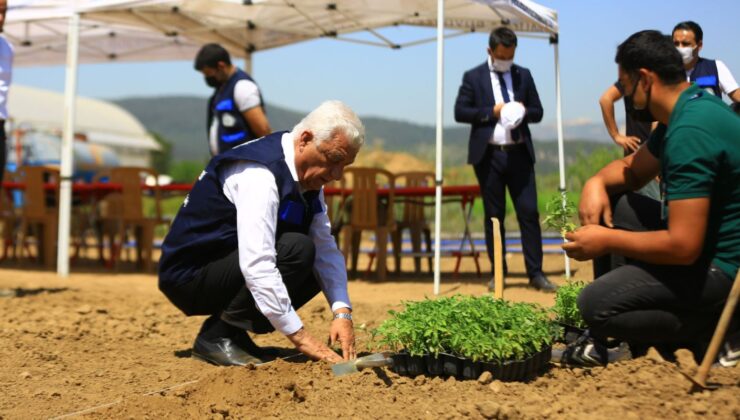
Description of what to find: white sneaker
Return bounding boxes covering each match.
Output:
[718,331,740,368]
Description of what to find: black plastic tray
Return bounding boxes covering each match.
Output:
[390,346,552,381]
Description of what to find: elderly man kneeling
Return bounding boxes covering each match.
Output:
[159,101,363,366]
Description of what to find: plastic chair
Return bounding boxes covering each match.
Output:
[391,171,434,274]
[0,170,20,261]
[323,177,349,247]
[16,166,60,268]
[95,167,164,272]
[341,167,397,281]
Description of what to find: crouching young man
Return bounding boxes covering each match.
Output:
[561,30,740,367]
[158,101,363,366]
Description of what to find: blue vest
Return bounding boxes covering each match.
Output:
[207,69,265,154]
[159,131,323,286]
[690,58,721,98]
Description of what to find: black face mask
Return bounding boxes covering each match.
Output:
[627,75,655,123]
[204,75,221,88]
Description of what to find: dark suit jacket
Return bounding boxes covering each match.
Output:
[454,62,543,165]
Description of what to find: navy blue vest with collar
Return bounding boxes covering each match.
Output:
[690,58,721,98]
[207,68,265,154]
[158,131,323,287]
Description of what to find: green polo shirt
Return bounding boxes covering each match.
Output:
[647,84,740,279]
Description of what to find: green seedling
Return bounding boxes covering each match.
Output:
[543,192,577,238]
[551,280,587,329]
[371,295,557,363]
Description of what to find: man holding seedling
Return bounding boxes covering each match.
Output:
[159,101,362,366]
[561,30,740,367]
[454,26,556,293]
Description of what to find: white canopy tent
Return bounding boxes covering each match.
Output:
[6,0,566,289]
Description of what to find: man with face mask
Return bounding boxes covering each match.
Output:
[672,21,740,104]
[557,30,740,368]
[455,27,555,293]
[194,43,271,156]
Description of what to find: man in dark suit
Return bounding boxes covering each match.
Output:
[454,27,556,292]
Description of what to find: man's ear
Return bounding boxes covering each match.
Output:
[298,130,314,150]
[697,40,703,53]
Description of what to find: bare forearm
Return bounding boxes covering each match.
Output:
[599,97,620,140]
[605,229,700,265]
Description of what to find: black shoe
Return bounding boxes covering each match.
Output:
[192,335,264,366]
[552,331,631,368]
[529,274,557,292]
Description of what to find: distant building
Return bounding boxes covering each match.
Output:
[6,85,161,169]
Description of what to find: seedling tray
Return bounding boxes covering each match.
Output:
[391,346,551,381]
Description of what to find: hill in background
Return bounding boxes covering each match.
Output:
[114,96,617,174]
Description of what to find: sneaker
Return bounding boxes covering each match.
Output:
[552,330,631,368]
[718,331,740,368]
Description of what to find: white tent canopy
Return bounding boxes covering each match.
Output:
[7,0,556,65]
[6,0,565,287]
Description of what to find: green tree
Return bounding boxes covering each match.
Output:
[169,160,205,183]
[150,132,173,175]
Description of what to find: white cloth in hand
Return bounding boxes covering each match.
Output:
[500,102,526,130]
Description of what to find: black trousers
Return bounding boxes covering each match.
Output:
[580,193,734,347]
[474,145,543,278]
[160,232,321,334]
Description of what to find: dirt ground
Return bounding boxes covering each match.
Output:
[1,252,739,419]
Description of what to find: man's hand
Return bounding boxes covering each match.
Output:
[330,313,356,361]
[493,103,505,118]
[613,134,641,154]
[286,328,342,363]
[579,178,613,227]
[562,225,611,261]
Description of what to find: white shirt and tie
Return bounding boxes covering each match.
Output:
[487,57,518,146]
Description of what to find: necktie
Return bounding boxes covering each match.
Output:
[496,71,520,142]
[496,72,511,103]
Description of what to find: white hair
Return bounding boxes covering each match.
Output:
[291,100,365,149]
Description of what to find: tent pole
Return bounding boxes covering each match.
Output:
[57,12,80,277]
[433,0,444,295]
[553,36,570,278]
[244,51,252,74]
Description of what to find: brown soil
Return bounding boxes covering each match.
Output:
[1,254,738,419]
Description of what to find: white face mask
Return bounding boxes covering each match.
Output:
[676,46,696,65]
[492,58,513,73]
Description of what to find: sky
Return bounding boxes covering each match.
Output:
[10,0,740,129]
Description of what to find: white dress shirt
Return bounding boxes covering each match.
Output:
[209,77,262,156]
[0,35,14,120]
[488,57,516,145]
[219,132,350,336]
[685,59,739,98]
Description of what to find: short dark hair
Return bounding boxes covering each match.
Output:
[489,27,517,51]
[194,43,231,70]
[672,21,703,43]
[615,30,684,85]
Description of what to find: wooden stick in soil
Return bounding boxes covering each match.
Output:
[688,270,740,391]
[492,217,504,299]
